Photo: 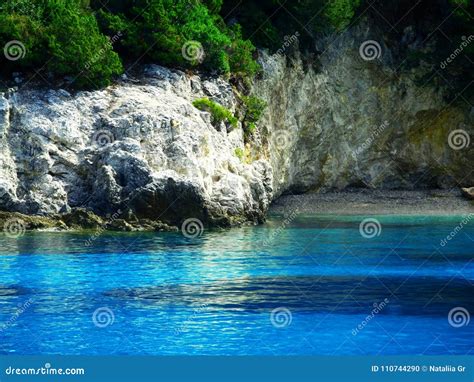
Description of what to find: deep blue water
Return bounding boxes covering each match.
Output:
[0,214,473,355]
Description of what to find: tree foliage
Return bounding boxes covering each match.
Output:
[0,0,471,95]
[0,0,123,88]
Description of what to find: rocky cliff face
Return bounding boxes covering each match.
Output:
[0,66,272,227]
[254,23,473,197]
[0,22,472,227]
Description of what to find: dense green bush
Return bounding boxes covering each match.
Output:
[193,98,238,128]
[0,0,258,87]
[242,96,267,124]
[93,0,258,77]
[0,0,471,97]
[0,0,122,88]
[241,95,266,139]
[221,0,363,49]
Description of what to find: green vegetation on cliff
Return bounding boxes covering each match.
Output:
[0,0,258,87]
[0,0,471,97]
[193,97,238,127]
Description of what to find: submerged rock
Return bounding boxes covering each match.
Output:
[0,211,67,231]
[60,208,104,229]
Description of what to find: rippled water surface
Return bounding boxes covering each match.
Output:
[0,214,473,355]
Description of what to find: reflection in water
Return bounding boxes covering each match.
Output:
[104,275,474,315]
[0,214,473,355]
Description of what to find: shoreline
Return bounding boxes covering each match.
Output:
[269,189,474,217]
[1,189,473,234]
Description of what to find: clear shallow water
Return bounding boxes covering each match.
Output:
[0,214,473,355]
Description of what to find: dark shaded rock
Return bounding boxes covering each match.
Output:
[129,177,213,226]
[461,187,474,200]
[0,211,67,231]
[60,208,103,229]
[59,204,72,214]
[105,219,134,232]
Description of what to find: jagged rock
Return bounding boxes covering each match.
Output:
[0,21,472,227]
[60,209,104,229]
[461,187,474,200]
[254,21,473,196]
[106,219,134,232]
[0,66,273,226]
[0,211,67,231]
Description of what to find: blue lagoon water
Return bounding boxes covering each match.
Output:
[0,214,473,355]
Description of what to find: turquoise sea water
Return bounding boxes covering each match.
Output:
[0,214,473,355]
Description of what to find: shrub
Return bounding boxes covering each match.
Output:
[234,147,244,161]
[324,0,361,30]
[241,95,266,139]
[193,98,238,127]
[0,0,123,88]
[46,0,123,88]
[94,0,259,77]
[0,0,259,87]
[242,96,267,123]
